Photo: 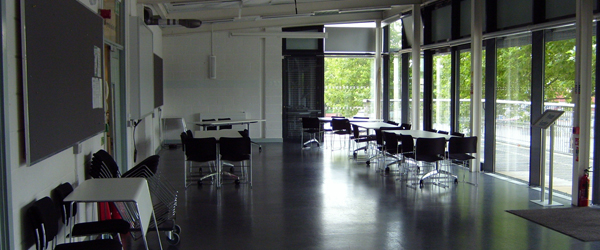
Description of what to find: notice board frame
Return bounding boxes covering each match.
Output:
[21,0,105,165]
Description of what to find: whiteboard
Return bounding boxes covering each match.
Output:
[129,17,154,120]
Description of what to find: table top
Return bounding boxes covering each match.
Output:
[64,178,149,203]
[195,119,265,126]
[387,130,456,140]
[319,117,382,123]
[64,178,154,234]
[194,129,243,140]
[350,121,401,130]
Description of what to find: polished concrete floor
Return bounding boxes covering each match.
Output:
[128,142,600,250]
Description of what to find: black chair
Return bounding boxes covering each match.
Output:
[52,183,130,243]
[437,130,449,135]
[425,129,437,133]
[365,127,403,166]
[90,150,159,179]
[331,118,352,150]
[447,136,478,186]
[220,137,252,186]
[301,117,321,149]
[415,137,456,188]
[27,197,123,250]
[202,119,217,131]
[185,129,194,139]
[351,124,376,158]
[218,118,232,130]
[382,131,403,173]
[182,135,219,186]
[385,120,399,125]
[90,150,121,179]
[400,123,412,130]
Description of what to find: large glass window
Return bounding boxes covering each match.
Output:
[459,50,473,135]
[544,29,576,195]
[495,35,532,180]
[389,54,402,122]
[324,57,376,118]
[432,52,452,131]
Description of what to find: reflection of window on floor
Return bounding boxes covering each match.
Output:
[324,57,376,118]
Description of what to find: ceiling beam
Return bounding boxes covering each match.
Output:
[161,11,383,36]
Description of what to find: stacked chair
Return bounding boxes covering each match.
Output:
[89,150,181,245]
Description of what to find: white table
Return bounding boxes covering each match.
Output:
[387,130,455,140]
[64,178,162,250]
[194,119,265,131]
[194,129,243,140]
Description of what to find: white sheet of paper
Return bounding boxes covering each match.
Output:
[92,77,102,109]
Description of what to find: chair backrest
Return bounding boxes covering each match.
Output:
[302,117,320,130]
[122,155,160,177]
[28,197,60,250]
[425,129,437,133]
[383,132,399,154]
[331,118,348,131]
[352,124,361,138]
[186,129,194,138]
[385,120,399,125]
[184,137,218,162]
[416,137,446,157]
[90,150,121,178]
[52,183,77,225]
[219,137,251,161]
[448,136,477,154]
[180,132,188,151]
[218,118,232,130]
[437,130,449,135]
[376,127,403,146]
[353,116,369,119]
[451,131,465,137]
[202,119,217,130]
[400,134,414,153]
[400,123,412,130]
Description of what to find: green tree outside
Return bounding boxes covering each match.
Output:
[324,57,373,117]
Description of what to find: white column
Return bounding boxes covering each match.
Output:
[572,0,593,205]
[411,4,422,130]
[471,0,483,172]
[375,20,382,119]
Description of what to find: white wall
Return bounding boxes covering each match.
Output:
[162,28,283,139]
[3,1,163,248]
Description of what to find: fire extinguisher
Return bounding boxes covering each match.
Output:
[578,169,590,207]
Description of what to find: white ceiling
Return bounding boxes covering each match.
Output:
[138,0,424,35]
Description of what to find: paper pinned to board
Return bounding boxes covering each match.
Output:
[94,46,102,77]
[92,77,102,109]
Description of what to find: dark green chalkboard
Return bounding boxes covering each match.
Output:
[22,0,105,165]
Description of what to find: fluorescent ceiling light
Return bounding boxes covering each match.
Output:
[230,31,328,38]
[325,22,376,28]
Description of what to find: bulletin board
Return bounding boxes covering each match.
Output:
[21,0,105,165]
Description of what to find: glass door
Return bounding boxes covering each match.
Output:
[495,35,533,181]
[282,56,324,142]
